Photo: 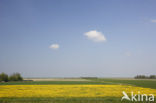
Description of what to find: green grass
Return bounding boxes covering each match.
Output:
[0,78,156,89]
[92,78,156,89]
[0,97,149,103]
[0,80,109,85]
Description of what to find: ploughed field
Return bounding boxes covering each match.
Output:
[0,78,156,103]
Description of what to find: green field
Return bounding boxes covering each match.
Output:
[0,97,146,103]
[0,78,156,103]
[0,78,156,89]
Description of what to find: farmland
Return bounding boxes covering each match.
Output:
[0,78,156,103]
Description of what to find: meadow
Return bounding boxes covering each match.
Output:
[0,78,156,103]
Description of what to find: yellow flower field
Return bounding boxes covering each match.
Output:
[0,85,156,98]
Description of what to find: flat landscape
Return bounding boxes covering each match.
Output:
[24,78,90,81]
[0,78,156,103]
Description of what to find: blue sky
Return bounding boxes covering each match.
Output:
[0,0,156,77]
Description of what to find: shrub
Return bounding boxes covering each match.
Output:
[149,75,156,79]
[135,75,156,79]
[0,72,9,82]
[9,73,23,81]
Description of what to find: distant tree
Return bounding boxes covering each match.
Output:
[149,75,156,79]
[9,73,23,81]
[81,77,98,79]
[135,75,156,79]
[135,75,148,79]
[0,72,9,82]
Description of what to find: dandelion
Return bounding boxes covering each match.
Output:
[0,85,156,98]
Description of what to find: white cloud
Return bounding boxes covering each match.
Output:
[49,44,59,50]
[84,30,106,42]
[151,19,156,23]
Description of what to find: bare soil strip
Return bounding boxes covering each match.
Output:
[24,78,90,81]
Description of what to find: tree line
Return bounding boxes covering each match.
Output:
[0,72,23,82]
[134,75,156,79]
